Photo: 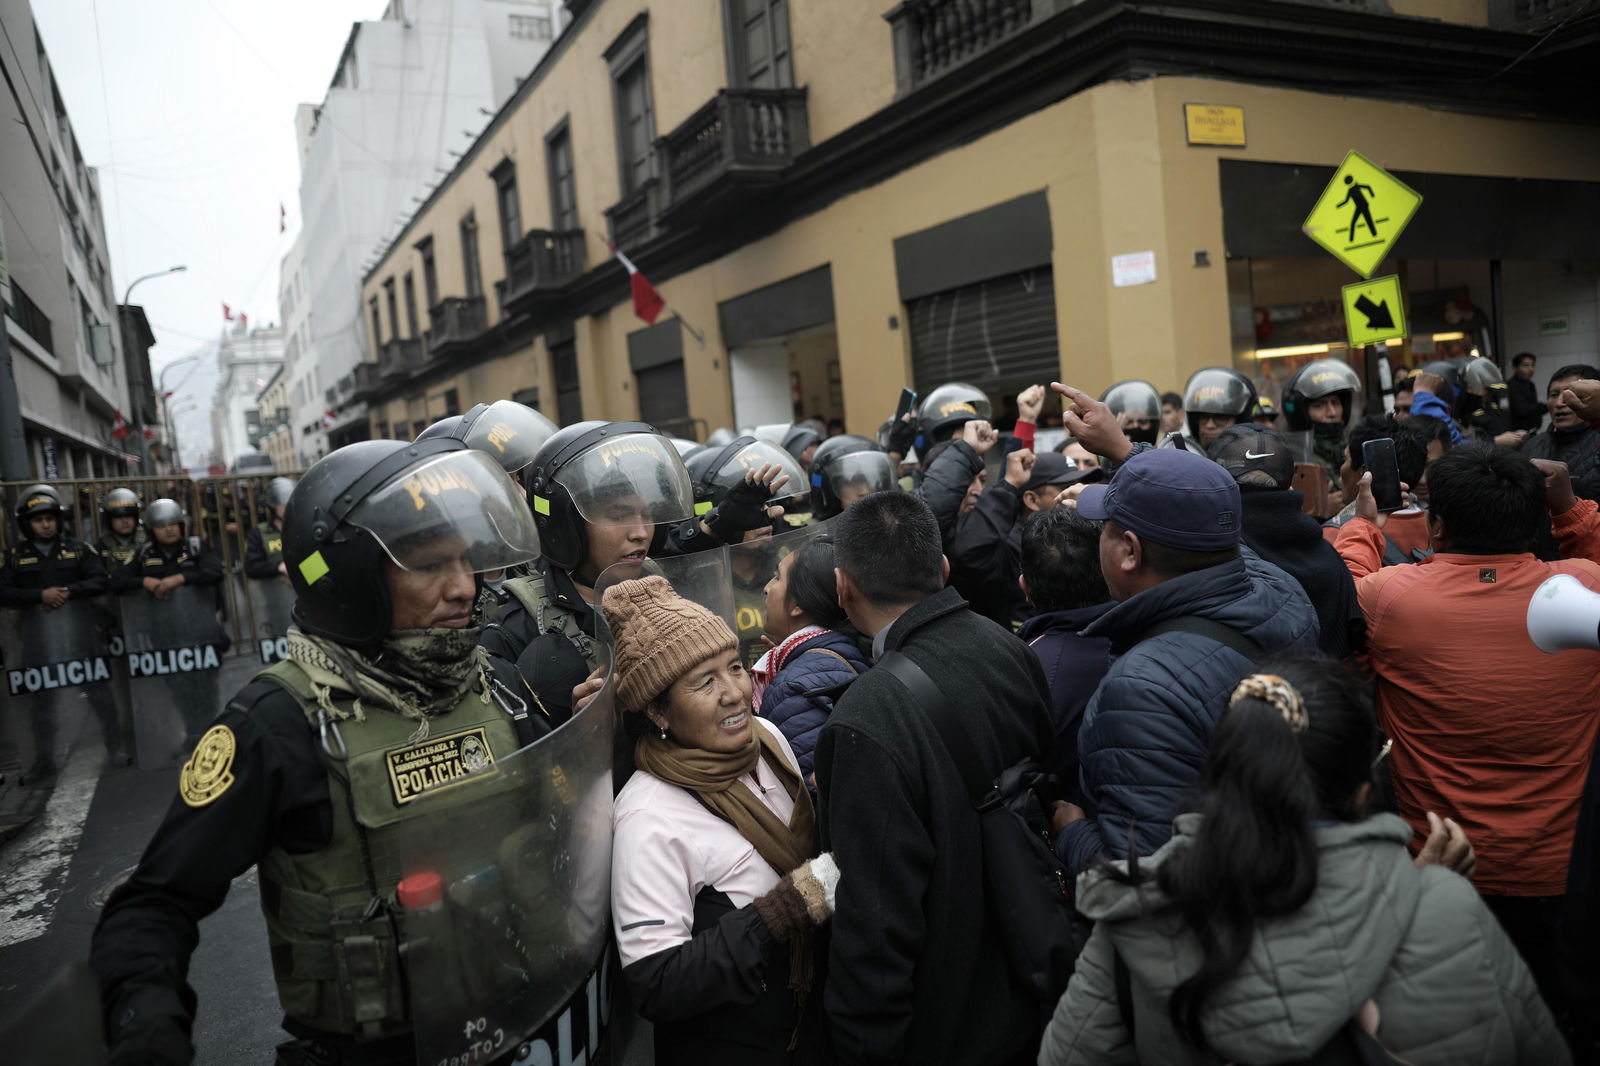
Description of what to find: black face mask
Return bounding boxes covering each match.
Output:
[1312,420,1347,439]
[1125,422,1159,445]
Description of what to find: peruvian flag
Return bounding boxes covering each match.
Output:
[608,241,664,325]
[222,302,234,321]
[240,311,249,328]
[111,410,129,440]
[280,202,287,234]
[323,409,337,429]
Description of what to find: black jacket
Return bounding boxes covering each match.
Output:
[0,537,108,605]
[815,587,1053,1066]
[1238,489,1364,659]
[1524,425,1600,501]
[914,439,983,547]
[915,441,1033,628]
[112,538,223,594]
[1016,602,1115,805]
[1509,375,1544,433]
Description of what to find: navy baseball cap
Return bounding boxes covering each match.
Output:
[1076,448,1242,550]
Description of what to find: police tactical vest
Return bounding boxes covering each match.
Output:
[256,522,284,565]
[97,529,147,570]
[251,660,521,1041]
[502,573,597,668]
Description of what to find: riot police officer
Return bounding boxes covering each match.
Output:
[1282,357,1362,481]
[752,422,822,470]
[97,488,149,570]
[0,484,123,779]
[243,477,296,581]
[809,434,899,520]
[915,382,991,450]
[1183,366,1259,450]
[1099,380,1163,445]
[90,438,541,1066]
[112,500,224,596]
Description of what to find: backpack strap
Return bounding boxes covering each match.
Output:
[879,650,991,805]
[799,646,861,676]
[1139,615,1263,663]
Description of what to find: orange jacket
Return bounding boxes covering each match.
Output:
[1336,500,1600,895]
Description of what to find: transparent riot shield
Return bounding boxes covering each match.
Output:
[0,598,118,778]
[398,656,619,1066]
[118,583,230,769]
[243,577,297,665]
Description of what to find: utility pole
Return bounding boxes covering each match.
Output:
[0,215,32,481]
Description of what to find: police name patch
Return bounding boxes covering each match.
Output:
[180,725,237,807]
[384,726,497,806]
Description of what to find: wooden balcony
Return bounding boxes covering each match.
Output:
[425,296,487,356]
[885,0,1043,94]
[351,361,382,401]
[604,177,662,251]
[495,230,585,317]
[378,338,424,383]
[658,89,809,224]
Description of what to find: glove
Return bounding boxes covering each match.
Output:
[704,476,777,542]
[108,1015,191,1066]
[887,416,917,458]
[753,853,840,940]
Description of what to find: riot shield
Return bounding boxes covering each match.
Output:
[0,598,118,777]
[118,584,230,769]
[398,654,619,1066]
[243,576,297,665]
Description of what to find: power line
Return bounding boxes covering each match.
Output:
[90,0,128,278]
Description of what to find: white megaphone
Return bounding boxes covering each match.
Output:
[1526,573,1600,653]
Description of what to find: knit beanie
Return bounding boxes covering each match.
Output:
[601,575,738,712]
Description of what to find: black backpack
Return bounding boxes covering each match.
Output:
[878,650,1087,1010]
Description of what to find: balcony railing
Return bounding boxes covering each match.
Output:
[378,337,423,382]
[496,230,585,315]
[352,362,381,400]
[5,282,54,355]
[886,0,1040,94]
[425,296,487,353]
[604,177,662,251]
[658,89,809,218]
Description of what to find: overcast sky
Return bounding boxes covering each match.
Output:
[32,0,380,457]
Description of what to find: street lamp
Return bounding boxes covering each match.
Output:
[157,354,205,474]
[122,265,187,471]
[123,265,187,305]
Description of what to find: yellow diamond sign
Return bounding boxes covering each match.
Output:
[1303,151,1422,278]
[1342,275,1407,348]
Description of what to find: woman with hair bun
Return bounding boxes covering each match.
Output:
[1038,656,1566,1066]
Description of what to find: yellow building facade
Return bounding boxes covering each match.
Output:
[356,0,1600,440]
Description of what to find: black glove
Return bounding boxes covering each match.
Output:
[704,477,776,543]
[887,416,917,458]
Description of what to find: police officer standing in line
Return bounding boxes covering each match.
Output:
[111,500,224,598]
[90,438,541,1066]
[1,484,126,779]
[243,478,296,582]
[97,488,149,571]
[482,420,787,725]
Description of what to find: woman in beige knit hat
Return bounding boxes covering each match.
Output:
[603,574,838,1065]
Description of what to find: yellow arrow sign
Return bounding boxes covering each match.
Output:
[1342,275,1407,348]
[1303,151,1422,278]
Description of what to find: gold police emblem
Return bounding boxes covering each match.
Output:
[180,725,237,808]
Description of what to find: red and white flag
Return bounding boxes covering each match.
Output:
[323,409,338,429]
[111,410,129,440]
[222,302,234,321]
[607,241,664,325]
[240,311,249,328]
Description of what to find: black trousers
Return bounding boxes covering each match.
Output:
[1483,893,1598,1065]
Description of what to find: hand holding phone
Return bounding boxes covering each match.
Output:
[1362,437,1404,513]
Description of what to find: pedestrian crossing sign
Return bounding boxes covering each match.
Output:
[1342,275,1407,348]
[1303,151,1422,279]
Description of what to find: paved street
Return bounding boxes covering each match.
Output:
[0,654,284,1063]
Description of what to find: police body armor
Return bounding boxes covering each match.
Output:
[498,571,598,726]
[255,521,284,567]
[252,659,522,1042]
[97,528,148,571]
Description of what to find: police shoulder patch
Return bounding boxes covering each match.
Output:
[180,724,238,807]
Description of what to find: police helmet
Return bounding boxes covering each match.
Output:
[752,423,822,469]
[1415,359,1463,403]
[144,498,188,532]
[809,435,898,520]
[1100,380,1163,445]
[102,487,142,519]
[416,400,557,486]
[1252,397,1279,423]
[916,383,991,444]
[1461,356,1504,395]
[664,437,702,458]
[705,427,736,448]
[1182,367,1259,440]
[686,436,810,518]
[1281,358,1362,432]
[265,477,296,510]
[284,438,540,646]
[524,421,696,574]
[15,484,63,533]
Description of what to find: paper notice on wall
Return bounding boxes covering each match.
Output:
[1112,251,1157,288]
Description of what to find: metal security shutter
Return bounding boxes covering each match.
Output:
[636,361,692,438]
[907,267,1058,400]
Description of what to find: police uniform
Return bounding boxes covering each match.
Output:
[0,535,109,605]
[244,520,286,580]
[97,528,150,572]
[113,537,224,593]
[481,559,599,729]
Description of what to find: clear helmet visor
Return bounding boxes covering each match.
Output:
[1293,359,1363,401]
[347,449,541,572]
[553,432,696,528]
[1101,381,1162,420]
[462,400,558,475]
[1185,370,1254,416]
[708,440,809,505]
[819,451,898,507]
[918,383,992,426]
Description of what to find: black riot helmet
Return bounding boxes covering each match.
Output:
[265,477,296,510]
[143,498,188,536]
[809,435,898,520]
[1183,367,1259,441]
[1415,359,1463,404]
[415,400,557,488]
[102,487,142,519]
[685,435,810,517]
[524,421,696,574]
[1281,358,1362,433]
[916,383,991,445]
[284,438,540,647]
[15,483,62,534]
[753,423,823,469]
[1100,380,1163,444]
[1460,355,1503,396]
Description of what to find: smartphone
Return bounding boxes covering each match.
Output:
[1362,437,1404,512]
[894,387,918,423]
[1292,463,1331,517]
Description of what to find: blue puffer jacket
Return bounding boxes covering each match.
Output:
[759,628,870,783]
[1054,551,1320,876]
